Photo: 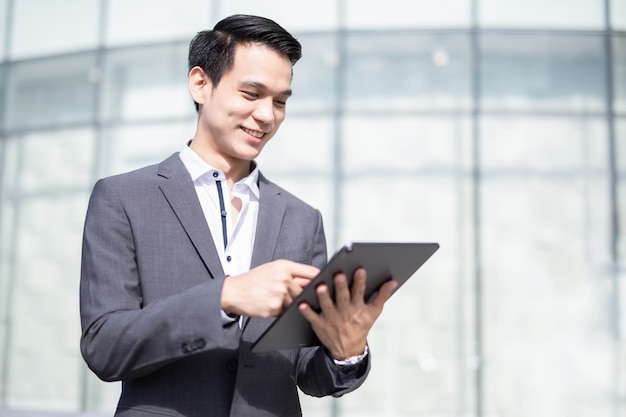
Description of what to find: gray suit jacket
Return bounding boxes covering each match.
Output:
[80,153,369,417]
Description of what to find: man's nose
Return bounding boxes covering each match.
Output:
[253,98,275,125]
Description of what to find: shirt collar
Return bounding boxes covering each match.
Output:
[179,143,260,197]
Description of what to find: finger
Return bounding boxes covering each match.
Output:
[298,302,320,325]
[294,277,313,288]
[333,272,350,306]
[316,283,336,314]
[287,262,320,280]
[369,279,398,310]
[283,293,293,309]
[287,280,304,298]
[350,268,367,306]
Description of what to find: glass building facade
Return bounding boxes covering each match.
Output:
[0,0,625,416]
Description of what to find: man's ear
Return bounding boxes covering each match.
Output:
[189,66,210,107]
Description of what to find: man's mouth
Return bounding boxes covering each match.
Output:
[242,127,265,139]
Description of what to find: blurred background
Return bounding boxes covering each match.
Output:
[0,0,624,416]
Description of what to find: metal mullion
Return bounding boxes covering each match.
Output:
[602,1,620,416]
[0,0,15,408]
[470,0,484,416]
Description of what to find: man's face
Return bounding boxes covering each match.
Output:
[197,43,293,166]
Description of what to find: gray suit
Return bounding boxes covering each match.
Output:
[80,153,369,416]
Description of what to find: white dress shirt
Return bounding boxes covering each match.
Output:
[179,143,259,276]
[179,144,259,322]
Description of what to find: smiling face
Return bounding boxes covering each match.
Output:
[189,42,293,176]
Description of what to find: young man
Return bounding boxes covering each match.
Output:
[80,14,397,416]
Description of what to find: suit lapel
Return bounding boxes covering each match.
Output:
[243,174,287,338]
[250,173,286,268]
[156,154,224,279]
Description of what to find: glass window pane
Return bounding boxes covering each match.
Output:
[0,136,17,389]
[99,123,193,177]
[617,118,626,262]
[346,0,471,29]
[0,64,5,129]
[612,0,626,30]
[614,34,626,114]
[621,265,626,413]
[341,114,473,240]
[259,116,334,174]
[218,0,338,31]
[258,116,336,244]
[10,0,99,59]
[0,0,7,60]
[481,117,608,172]
[82,370,120,414]
[5,53,97,130]
[1,127,95,410]
[479,0,605,29]
[289,34,337,113]
[105,0,211,46]
[343,115,472,175]
[16,129,95,193]
[5,194,86,411]
[345,33,472,111]
[481,33,606,112]
[481,116,613,416]
[100,44,192,122]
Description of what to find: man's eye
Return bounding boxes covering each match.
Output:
[243,91,258,98]
[274,100,287,107]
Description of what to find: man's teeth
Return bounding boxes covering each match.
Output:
[243,127,264,138]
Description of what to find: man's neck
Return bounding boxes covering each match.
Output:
[189,139,250,188]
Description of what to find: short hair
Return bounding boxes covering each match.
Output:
[188,14,302,111]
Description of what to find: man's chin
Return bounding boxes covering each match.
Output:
[244,143,267,159]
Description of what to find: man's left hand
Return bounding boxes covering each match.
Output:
[298,268,397,360]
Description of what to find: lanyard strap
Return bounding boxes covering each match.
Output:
[215,180,228,249]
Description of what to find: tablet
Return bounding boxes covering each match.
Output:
[250,241,439,352]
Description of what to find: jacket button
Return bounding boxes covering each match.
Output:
[181,338,206,354]
[194,339,206,350]
[226,360,238,373]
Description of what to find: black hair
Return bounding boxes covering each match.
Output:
[188,14,302,112]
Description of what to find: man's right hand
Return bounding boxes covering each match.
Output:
[220,260,319,318]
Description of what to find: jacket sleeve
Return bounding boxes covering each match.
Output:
[79,177,227,382]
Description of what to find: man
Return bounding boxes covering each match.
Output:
[80,14,397,417]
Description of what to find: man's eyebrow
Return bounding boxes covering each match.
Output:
[240,81,292,97]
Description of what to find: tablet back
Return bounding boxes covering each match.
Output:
[251,242,439,353]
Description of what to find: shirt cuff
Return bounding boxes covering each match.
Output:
[330,345,369,369]
[220,309,239,325]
